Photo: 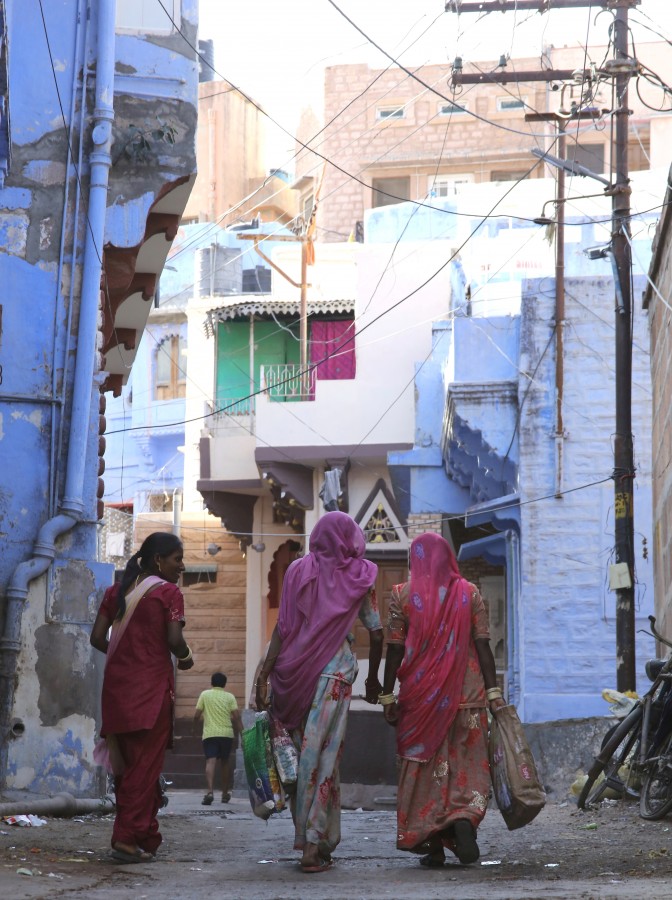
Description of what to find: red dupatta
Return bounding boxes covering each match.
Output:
[396,533,472,762]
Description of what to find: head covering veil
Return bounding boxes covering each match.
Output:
[270,512,377,729]
[396,532,473,761]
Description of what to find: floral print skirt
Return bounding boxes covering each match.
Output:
[290,674,352,855]
[396,707,490,854]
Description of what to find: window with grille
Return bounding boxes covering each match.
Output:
[438,101,468,116]
[147,493,173,512]
[376,106,405,121]
[155,334,186,400]
[429,174,474,197]
[497,96,526,112]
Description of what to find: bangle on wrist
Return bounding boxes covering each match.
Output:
[177,645,192,663]
[486,687,503,701]
[378,692,397,706]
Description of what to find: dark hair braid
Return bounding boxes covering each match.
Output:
[115,532,182,618]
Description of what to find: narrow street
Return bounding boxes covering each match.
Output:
[1,792,671,899]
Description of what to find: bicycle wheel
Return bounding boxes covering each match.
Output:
[578,706,643,809]
[640,736,672,820]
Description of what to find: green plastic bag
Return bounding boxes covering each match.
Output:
[242,712,285,819]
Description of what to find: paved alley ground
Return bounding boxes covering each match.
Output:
[1,792,671,899]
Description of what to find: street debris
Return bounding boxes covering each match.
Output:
[3,816,47,827]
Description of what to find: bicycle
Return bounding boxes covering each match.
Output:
[578,616,672,819]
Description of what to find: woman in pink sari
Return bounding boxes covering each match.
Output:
[256,512,383,873]
[90,532,194,863]
[382,532,505,867]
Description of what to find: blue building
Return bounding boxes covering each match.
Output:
[102,221,297,535]
[0,0,198,793]
[372,182,658,722]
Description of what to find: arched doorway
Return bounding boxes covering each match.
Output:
[266,540,302,642]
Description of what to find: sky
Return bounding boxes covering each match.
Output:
[198,0,671,169]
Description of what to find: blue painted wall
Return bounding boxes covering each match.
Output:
[103,221,296,514]
[0,1,198,793]
[375,194,656,723]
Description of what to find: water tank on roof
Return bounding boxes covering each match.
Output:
[195,244,242,298]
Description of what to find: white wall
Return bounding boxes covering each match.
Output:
[184,298,219,511]
[256,241,453,451]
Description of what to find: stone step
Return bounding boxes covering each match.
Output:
[171,734,202,755]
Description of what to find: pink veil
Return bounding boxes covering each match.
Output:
[396,533,473,761]
[270,512,377,730]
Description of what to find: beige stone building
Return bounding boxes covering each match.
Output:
[134,513,247,719]
[295,42,669,242]
[183,80,297,228]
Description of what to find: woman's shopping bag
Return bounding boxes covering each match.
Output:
[489,704,546,830]
[269,716,299,788]
[242,712,285,819]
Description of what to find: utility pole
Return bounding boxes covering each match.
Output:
[610,5,637,692]
[448,0,639,690]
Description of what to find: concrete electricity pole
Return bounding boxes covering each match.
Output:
[447,0,639,690]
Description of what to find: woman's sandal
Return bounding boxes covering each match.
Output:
[419,852,445,868]
[300,858,333,873]
[110,845,155,864]
[201,792,214,806]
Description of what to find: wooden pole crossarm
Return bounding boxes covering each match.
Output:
[236,234,301,242]
[525,110,609,123]
[251,239,307,290]
[453,69,583,86]
[445,1,640,13]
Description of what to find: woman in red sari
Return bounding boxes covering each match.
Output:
[382,532,505,867]
[91,532,194,863]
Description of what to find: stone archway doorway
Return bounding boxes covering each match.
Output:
[266,539,302,642]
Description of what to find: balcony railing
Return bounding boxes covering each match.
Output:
[261,364,316,401]
[211,396,255,419]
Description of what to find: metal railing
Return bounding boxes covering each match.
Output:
[261,364,315,401]
[211,396,255,418]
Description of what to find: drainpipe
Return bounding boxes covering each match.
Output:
[62,0,115,517]
[0,0,116,785]
[172,488,182,538]
[505,529,521,712]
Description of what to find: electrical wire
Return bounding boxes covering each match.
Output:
[115,3,664,513]
[103,473,615,539]
[107,149,548,436]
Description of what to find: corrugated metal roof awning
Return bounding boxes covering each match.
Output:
[204,298,354,336]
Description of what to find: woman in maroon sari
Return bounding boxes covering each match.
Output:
[91,532,194,863]
[382,532,505,867]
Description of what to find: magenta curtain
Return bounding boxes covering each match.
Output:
[309,320,356,380]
